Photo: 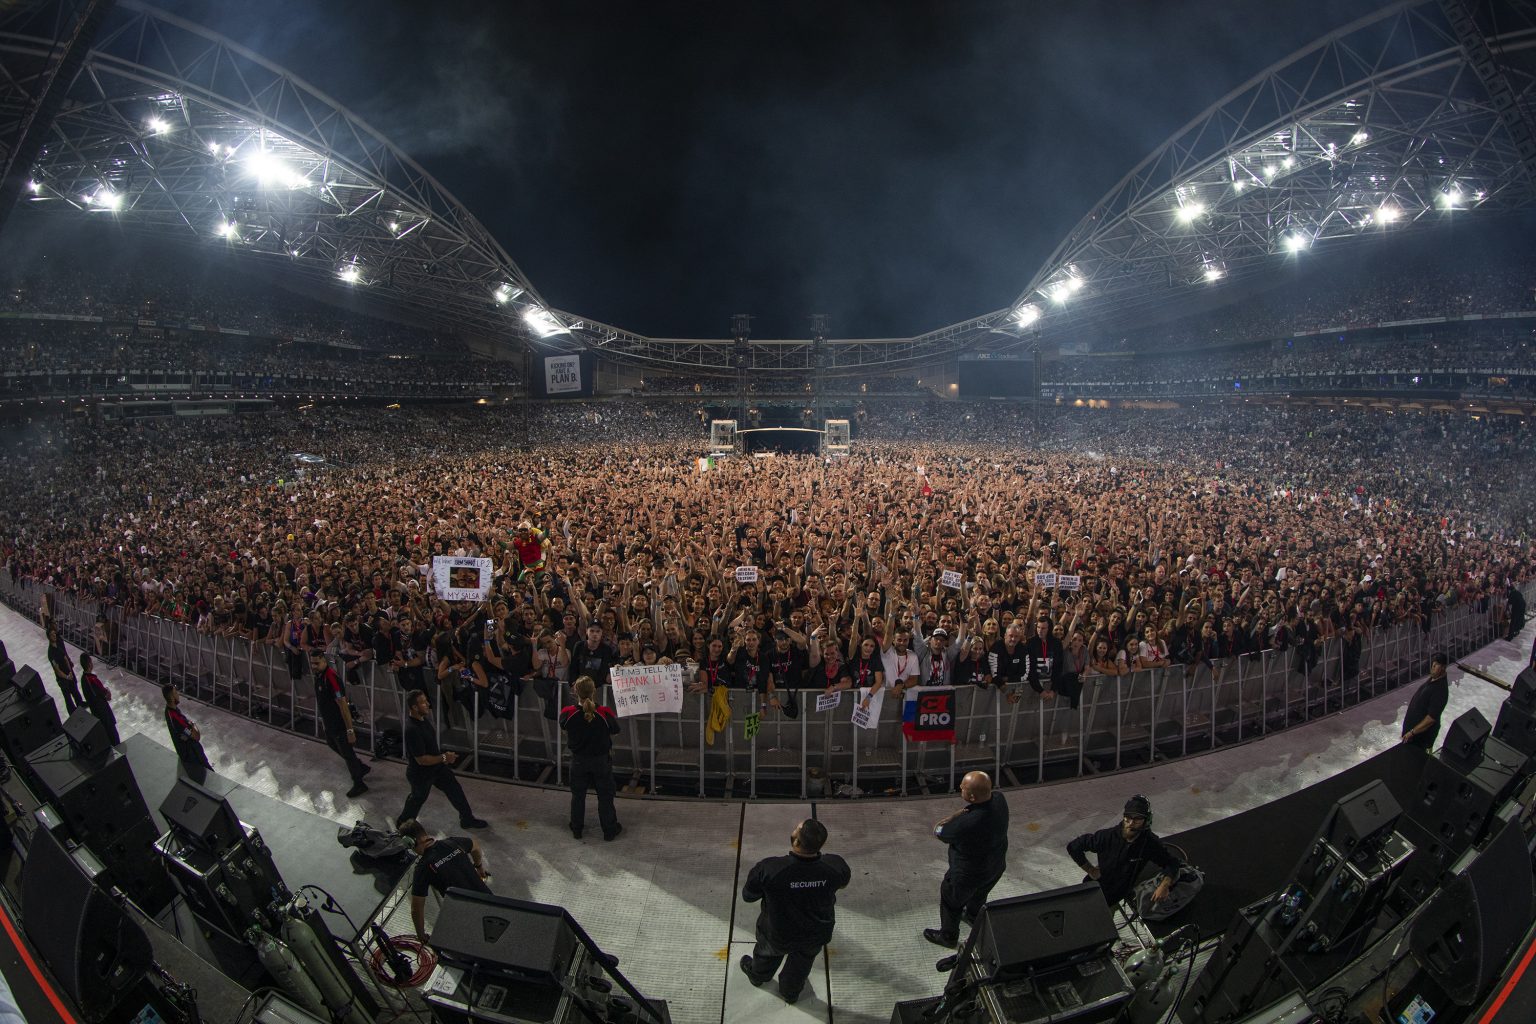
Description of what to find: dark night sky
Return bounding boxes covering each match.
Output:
[156,0,1387,339]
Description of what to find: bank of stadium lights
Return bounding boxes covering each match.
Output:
[215,220,237,238]
[1176,201,1204,223]
[493,283,522,305]
[1351,130,1370,145]
[338,264,362,284]
[246,150,307,190]
[27,180,40,194]
[1202,264,1224,282]
[1375,204,1401,225]
[1014,303,1041,327]
[522,306,568,338]
[84,188,123,211]
[146,117,170,135]
[1284,233,1310,253]
[1438,188,1463,209]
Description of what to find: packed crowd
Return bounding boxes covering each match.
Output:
[4,400,1530,717]
[1087,249,1536,353]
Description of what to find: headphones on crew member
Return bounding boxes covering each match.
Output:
[1123,795,1153,831]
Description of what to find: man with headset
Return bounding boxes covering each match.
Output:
[1066,795,1182,907]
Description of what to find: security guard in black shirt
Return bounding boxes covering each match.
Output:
[925,770,1009,948]
[1067,795,1182,906]
[399,818,491,943]
[559,675,623,841]
[398,689,488,830]
[740,818,851,1004]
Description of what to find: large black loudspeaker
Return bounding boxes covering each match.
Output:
[1406,741,1522,850]
[0,672,59,765]
[971,883,1118,979]
[7,664,44,702]
[0,658,14,688]
[27,735,169,913]
[1494,702,1536,760]
[160,775,245,853]
[1509,665,1536,713]
[430,890,579,985]
[21,826,152,1023]
[1440,708,1491,774]
[1410,817,1536,1006]
[64,706,112,761]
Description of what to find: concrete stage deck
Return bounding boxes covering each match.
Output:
[2,601,1531,1024]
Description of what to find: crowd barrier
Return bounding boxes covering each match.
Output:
[4,574,1526,800]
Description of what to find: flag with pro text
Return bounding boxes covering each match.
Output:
[902,687,956,742]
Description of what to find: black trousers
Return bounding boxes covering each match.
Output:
[568,754,619,836]
[55,673,84,714]
[85,698,120,747]
[323,725,368,784]
[398,768,476,827]
[938,864,1005,940]
[744,915,820,1001]
[176,752,210,784]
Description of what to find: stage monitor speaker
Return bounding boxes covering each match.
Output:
[1510,665,1536,713]
[1406,748,1519,852]
[64,707,112,761]
[159,775,244,854]
[1325,779,1400,851]
[971,882,1119,978]
[8,665,43,703]
[1494,703,1536,761]
[1441,708,1492,774]
[0,688,62,765]
[1180,907,1301,1024]
[430,890,578,985]
[1410,818,1536,1006]
[21,826,152,1023]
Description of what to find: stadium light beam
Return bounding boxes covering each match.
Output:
[1284,233,1309,253]
[338,264,362,284]
[1203,265,1224,282]
[1014,303,1041,327]
[1176,201,1205,223]
[215,220,236,238]
[146,116,170,134]
[1375,204,1400,224]
[522,305,569,338]
[247,150,306,189]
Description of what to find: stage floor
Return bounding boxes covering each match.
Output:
[1,601,1531,1024]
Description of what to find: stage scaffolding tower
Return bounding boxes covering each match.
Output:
[731,314,752,425]
[810,313,829,424]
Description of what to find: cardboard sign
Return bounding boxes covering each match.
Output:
[939,569,964,590]
[743,712,761,739]
[735,565,759,584]
[432,556,493,602]
[851,706,872,729]
[1058,574,1082,591]
[609,663,685,718]
[816,691,842,712]
[852,686,885,729]
[1033,572,1058,589]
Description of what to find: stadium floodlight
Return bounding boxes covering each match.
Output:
[1232,180,1246,193]
[207,140,221,154]
[215,220,237,237]
[1014,303,1041,327]
[1438,188,1462,209]
[1351,130,1369,145]
[338,264,362,284]
[1263,165,1277,179]
[246,150,306,189]
[522,305,569,337]
[1375,204,1400,224]
[1203,264,1224,282]
[87,188,123,211]
[1284,233,1309,252]
[146,117,170,134]
[1282,156,1295,168]
[1176,201,1205,222]
[494,283,522,305]
[27,180,40,193]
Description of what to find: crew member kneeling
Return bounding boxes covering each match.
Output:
[740,818,850,1004]
[1067,795,1181,908]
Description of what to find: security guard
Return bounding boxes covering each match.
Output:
[310,650,371,798]
[559,675,622,841]
[740,818,850,1004]
[162,685,212,781]
[398,689,488,830]
[925,770,1009,948]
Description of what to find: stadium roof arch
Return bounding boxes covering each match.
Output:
[3,0,1536,371]
[0,0,583,350]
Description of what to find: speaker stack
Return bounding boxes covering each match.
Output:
[155,776,290,941]
[27,711,170,914]
[0,665,63,779]
[1492,666,1536,763]
[20,822,153,1023]
[1396,707,1528,905]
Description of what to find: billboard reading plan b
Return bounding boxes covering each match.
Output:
[536,353,596,398]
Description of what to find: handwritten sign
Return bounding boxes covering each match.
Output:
[609,663,685,718]
[852,687,885,729]
[851,706,872,729]
[939,569,964,590]
[734,565,759,584]
[816,691,842,712]
[432,556,493,602]
[1057,574,1082,591]
[743,712,761,739]
[1033,572,1058,589]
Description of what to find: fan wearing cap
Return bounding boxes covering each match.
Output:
[1066,796,1183,907]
